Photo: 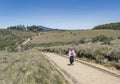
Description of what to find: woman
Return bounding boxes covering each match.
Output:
[68,47,76,65]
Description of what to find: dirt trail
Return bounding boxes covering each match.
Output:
[22,38,30,45]
[42,52,120,84]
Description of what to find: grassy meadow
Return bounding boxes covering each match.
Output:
[0,49,69,84]
[29,30,120,44]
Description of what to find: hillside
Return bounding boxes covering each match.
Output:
[29,30,120,44]
[28,30,120,71]
[0,49,69,84]
[0,29,35,51]
[93,22,120,30]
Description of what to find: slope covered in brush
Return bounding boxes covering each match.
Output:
[93,22,120,30]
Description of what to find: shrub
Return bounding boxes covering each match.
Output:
[95,55,105,64]
[92,35,113,45]
[0,39,17,50]
[118,36,120,39]
[106,49,120,62]
[73,38,85,45]
[36,33,39,36]
[70,32,73,34]
[79,38,85,44]
[30,37,33,40]
[92,35,107,42]
[103,37,113,45]
[8,46,18,52]
[73,33,76,36]
[115,63,120,70]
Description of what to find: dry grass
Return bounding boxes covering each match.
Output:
[29,30,120,44]
[0,49,69,84]
[8,30,36,38]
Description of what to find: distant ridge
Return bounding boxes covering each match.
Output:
[38,25,62,31]
[7,25,65,32]
[38,25,52,31]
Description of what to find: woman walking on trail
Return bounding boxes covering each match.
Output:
[68,47,76,65]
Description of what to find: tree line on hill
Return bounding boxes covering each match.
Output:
[93,22,120,30]
[7,25,54,32]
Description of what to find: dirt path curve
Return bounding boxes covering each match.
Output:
[42,52,120,84]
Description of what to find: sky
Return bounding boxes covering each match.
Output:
[0,0,120,29]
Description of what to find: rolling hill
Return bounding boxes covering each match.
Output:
[93,22,120,30]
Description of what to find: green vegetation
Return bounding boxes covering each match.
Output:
[118,36,120,39]
[0,29,35,51]
[0,49,69,84]
[93,22,120,30]
[92,35,113,45]
[0,39,17,50]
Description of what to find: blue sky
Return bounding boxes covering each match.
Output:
[0,0,120,29]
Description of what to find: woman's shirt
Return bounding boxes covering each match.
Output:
[68,49,76,57]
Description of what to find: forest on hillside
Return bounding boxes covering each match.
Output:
[7,25,59,32]
[7,25,44,32]
[93,22,120,30]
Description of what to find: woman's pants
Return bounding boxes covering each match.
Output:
[70,56,74,64]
